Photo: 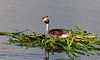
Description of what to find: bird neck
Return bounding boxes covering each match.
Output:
[46,23,49,34]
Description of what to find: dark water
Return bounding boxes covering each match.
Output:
[0,0,100,60]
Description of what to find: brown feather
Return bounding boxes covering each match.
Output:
[48,29,69,37]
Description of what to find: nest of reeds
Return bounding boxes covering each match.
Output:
[0,21,100,59]
[7,28,100,58]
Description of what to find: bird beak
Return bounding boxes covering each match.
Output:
[40,19,43,21]
[40,19,42,21]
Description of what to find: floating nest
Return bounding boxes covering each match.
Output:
[5,28,99,58]
[0,22,100,59]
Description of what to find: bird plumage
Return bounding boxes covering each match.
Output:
[41,16,70,38]
[48,29,69,38]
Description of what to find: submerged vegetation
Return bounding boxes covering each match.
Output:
[0,21,100,59]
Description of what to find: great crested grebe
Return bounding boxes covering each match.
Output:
[41,16,70,38]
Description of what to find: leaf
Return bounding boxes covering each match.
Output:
[73,50,85,55]
[76,26,82,31]
[63,26,66,29]
[71,19,83,32]
[68,38,74,47]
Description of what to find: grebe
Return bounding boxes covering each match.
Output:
[41,16,70,38]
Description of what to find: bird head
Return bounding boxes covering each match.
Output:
[41,16,49,24]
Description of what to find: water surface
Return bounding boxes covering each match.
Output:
[0,0,100,60]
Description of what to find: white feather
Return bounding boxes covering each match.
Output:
[59,34,69,38]
[43,18,47,21]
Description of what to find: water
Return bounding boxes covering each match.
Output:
[0,0,100,60]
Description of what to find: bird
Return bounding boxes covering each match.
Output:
[41,16,70,38]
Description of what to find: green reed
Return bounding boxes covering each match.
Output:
[7,28,100,59]
[0,21,100,59]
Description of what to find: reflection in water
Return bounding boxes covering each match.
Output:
[53,58,71,60]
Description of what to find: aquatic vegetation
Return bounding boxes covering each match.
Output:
[0,21,100,59]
